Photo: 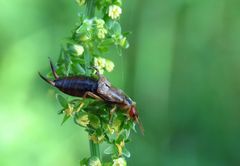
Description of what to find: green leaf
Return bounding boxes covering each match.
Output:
[106,20,121,35]
[118,129,130,141]
[101,38,114,46]
[80,157,88,166]
[58,108,65,114]
[106,132,117,143]
[122,147,131,158]
[72,63,86,75]
[104,145,117,155]
[122,31,132,36]
[56,94,68,108]
[71,57,86,64]
[61,114,70,125]
[88,114,101,129]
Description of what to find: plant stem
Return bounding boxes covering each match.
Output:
[89,139,101,159]
[84,0,95,76]
[86,0,96,18]
[85,0,101,160]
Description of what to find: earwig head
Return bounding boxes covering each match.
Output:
[129,106,144,135]
[129,106,138,121]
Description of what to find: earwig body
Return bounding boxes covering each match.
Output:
[54,77,98,97]
[39,59,144,134]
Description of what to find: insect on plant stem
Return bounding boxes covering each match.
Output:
[85,0,101,160]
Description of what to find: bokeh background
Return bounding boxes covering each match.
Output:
[1,0,240,165]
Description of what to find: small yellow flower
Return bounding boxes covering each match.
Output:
[94,57,106,69]
[105,60,115,72]
[116,141,125,156]
[75,0,86,6]
[89,134,105,144]
[64,104,74,116]
[97,134,105,143]
[76,114,90,127]
[113,157,126,166]
[108,5,122,19]
[73,44,84,56]
[97,28,107,39]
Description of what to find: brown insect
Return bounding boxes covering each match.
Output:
[39,60,144,134]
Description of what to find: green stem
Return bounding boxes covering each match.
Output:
[85,0,100,160]
[86,0,96,18]
[84,0,96,76]
[89,139,101,159]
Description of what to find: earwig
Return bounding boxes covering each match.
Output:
[39,60,144,134]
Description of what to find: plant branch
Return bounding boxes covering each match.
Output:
[86,0,96,18]
[85,0,101,160]
[89,139,101,159]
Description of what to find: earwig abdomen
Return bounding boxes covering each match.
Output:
[54,76,98,97]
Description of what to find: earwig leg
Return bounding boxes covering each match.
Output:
[89,66,102,78]
[83,91,103,101]
[109,105,117,124]
[89,66,112,87]
[76,102,84,112]
[38,72,55,86]
[49,57,59,79]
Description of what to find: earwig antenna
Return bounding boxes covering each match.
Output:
[136,118,144,135]
[48,57,59,79]
[38,72,55,86]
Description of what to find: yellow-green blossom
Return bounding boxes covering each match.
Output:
[116,141,125,156]
[113,157,127,166]
[95,19,105,29]
[89,134,105,144]
[73,44,84,56]
[97,28,107,39]
[64,104,74,116]
[76,114,90,127]
[105,60,115,72]
[75,0,86,6]
[94,57,106,68]
[108,5,122,19]
[94,57,106,74]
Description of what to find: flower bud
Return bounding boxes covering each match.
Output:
[73,44,84,56]
[113,157,126,166]
[76,0,86,6]
[88,156,102,166]
[75,112,90,127]
[105,60,115,72]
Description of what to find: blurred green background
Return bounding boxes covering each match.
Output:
[1,0,240,165]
